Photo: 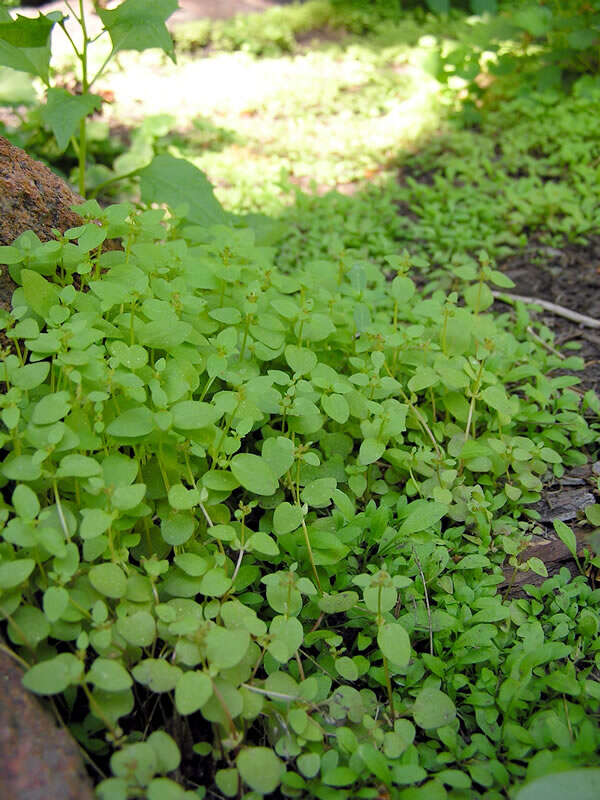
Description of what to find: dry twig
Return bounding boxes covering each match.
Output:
[492,291,600,329]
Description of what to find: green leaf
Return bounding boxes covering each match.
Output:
[585,504,600,527]
[464,282,494,312]
[0,14,54,82]
[171,400,221,430]
[470,0,497,15]
[285,345,317,375]
[162,512,196,546]
[426,0,450,13]
[378,622,411,667]
[133,659,182,693]
[10,361,49,390]
[205,626,250,670]
[454,554,490,569]
[116,611,156,647]
[174,553,208,577]
[357,743,391,785]
[301,478,336,508]
[8,605,49,647]
[2,454,42,481]
[353,302,371,332]
[273,502,303,535]
[481,385,519,418]
[515,770,600,800]
[215,769,239,798]
[513,6,552,37]
[57,454,102,478]
[318,591,358,614]
[0,245,24,265]
[391,275,415,303]
[412,687,456,729]
[43,586,69,622]
[247,531,279,556]
[80,509,113,540]
[175,670,212,715]
[0,14,55,48]
[322,393,350,424]
[88,563,128,598]
[408,367,438,393]
[398,501,447,536]
[168,483,200,511]
[96,778,128,800]
[0,558,34,589]
[358,438,385,466]
[297,753,320,779]
[568,29,597,50]
[335,656,358,681]
[12,484,40,520]
[147,730,181,774]
[32,391,70,424]
[111,742,156,786]
[21,269,60,320]
[22,653,82,695]
[539,446,561,464]
[87,658,132,692]
[98,0,177,60]
[112,483,147,511]
[107,406,154,438]
[40,88,102,152]
[74,223,107,253]
[268,616,303,663]
[139,154,228,225]
[322,767,357,787]
[201,470,240,492]
[199,567,232,597]
[384,721,415,757]
[230,453,278,496]
[261,436,295,479]
[237,747,284,795]
[102,454,138,488]
[527,556,548,577]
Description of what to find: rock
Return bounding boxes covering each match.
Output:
[0,636,95,800]
[0,135,86,311]
[0,135,122,313]
[0,134,84,248]
[0,143,98,797]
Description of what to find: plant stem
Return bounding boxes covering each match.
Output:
[300,516,321,593]
[77,0,90,196]
[382,653,396,723]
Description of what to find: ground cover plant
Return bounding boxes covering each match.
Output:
[1,191,599,800]
[1,1,600,799]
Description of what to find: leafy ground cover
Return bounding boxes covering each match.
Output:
[0,1,600,799]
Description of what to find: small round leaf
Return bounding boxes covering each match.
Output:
[237,747,284,795]
[412,687,456,729]
[89,563,128,598]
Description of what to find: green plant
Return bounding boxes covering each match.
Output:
[0,170,598,796]
[0,0,178,196]
[510,0,600,82]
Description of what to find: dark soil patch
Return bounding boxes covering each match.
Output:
[491,238,600,594]
[498,236,600,395]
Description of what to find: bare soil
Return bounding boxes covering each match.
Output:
[499,237,600,396]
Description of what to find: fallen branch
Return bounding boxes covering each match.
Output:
[492,291,600,329]
[526,325,565,360]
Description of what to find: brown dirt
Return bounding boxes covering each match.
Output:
[493,238,600,594]
[497,237,600,396]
